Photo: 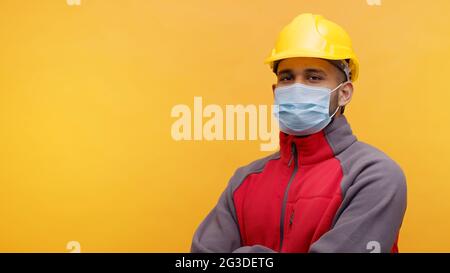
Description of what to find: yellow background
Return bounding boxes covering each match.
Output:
[1,0,449,252]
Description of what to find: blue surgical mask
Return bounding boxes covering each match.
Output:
[273,82,347,136]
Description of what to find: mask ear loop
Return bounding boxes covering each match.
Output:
[330,105,340,118]
[329,80,351,118]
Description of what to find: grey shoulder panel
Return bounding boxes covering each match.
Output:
[337,140,407,196]
[228,152,281,193]
[309,141,407,253]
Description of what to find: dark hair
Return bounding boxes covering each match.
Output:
[272,61,280,74]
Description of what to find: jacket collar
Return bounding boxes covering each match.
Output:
[279,115,357,166]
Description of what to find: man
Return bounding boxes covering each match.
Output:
[191,13,407,253]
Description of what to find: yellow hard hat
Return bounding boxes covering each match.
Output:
[265,13,359,82]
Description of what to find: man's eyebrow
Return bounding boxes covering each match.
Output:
[277,69,294,76]
[277,68,328,77]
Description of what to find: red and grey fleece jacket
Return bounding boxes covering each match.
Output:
[191,115,407,253]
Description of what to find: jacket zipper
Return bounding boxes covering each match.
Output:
[279,142,298,251]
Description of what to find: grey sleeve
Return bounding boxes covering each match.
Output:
[190,179,276,253]
[190,180,242,253]
[308,159,407,253]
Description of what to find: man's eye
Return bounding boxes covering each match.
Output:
[307,75,323,81]
[279,75,293,81]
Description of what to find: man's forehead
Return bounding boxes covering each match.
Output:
[277,57,334,73]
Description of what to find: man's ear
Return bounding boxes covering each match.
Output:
[338,82,354,107]
[272,84,276,97]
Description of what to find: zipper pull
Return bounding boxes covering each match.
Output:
[289,210,295,227]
